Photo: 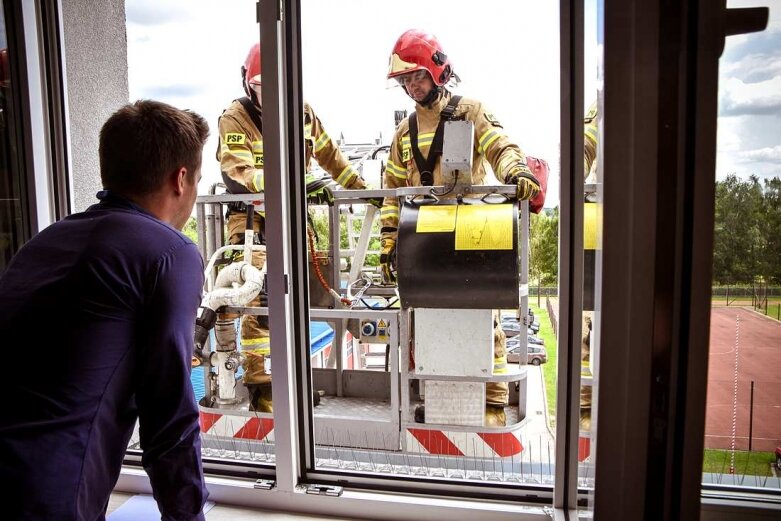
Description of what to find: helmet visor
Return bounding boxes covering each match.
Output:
[387,52,419,78]
[396,69,429,86]
[387,68,431,89]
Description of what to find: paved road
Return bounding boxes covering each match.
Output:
[518,363,556,458]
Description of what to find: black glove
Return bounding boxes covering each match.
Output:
[507,163,541,201]
[307,185,334,206]
[306,175,335,206]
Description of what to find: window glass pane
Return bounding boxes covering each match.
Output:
[0,0,30,274]
[301,0,561,490]
[122,1,601,502]
[703,0,781,492]
[124,0,278,469]
[578,0,602,505]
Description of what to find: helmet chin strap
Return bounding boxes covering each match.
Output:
[251,94,261,109]
[249,85,263,109]
[410,85,442,108]
[241,66,251,98]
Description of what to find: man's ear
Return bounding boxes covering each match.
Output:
[173,167,188,196]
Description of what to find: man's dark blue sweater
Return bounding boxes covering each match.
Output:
[0,191,208,520]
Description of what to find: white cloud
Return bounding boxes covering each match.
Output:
[125,0,194,26]
[720,91,781,117]
[717,117,742,151]
[738,145,781,164]
[715,1,781,179]
[719,75,781,117]
[721,52,781,84]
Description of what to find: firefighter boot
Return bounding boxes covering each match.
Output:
[580,380,591,432]
[580,386,592,432]
[414,405,425,423]
[243,350,273,413]
[248,383,273,413]
[485,405,507,427]
[580,408,592,432]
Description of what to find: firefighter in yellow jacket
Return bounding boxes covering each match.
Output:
[217,43,369,412]
[584,100,598,182]
[381,29,541,426]
[581,99,599,431]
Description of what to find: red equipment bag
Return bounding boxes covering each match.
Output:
[525,156,549,214]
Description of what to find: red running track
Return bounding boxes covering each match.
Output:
[705,307,781,452]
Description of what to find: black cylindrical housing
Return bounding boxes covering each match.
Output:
[397,199,519,309]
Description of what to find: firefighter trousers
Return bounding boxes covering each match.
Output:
[221,212,270,385]
[487,311,509,406]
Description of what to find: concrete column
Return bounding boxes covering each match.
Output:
[61,0,128,212]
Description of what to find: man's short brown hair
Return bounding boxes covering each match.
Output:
[99,100,209,196]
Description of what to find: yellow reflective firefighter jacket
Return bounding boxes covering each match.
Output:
[217,99,366,196]
[583,100,598,178]
[380,91,529,241]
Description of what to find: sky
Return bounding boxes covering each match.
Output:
[125,0,781,206]
[717,0,781,182]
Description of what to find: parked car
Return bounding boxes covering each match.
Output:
[501,319,540,338]
[776,446,781,469]
[501,313,540,335]
[506,340,548,365]
[507,334,544,348]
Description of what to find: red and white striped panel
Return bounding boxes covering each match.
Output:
[578,435,590,462]
[406,428,524,457]
[199,411,276,442]
[200,411,527,459]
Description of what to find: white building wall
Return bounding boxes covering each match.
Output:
[61,0,128,212]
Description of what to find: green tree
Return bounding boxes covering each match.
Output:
[308,209,381,270]
[712,175,763,285]
[759,177,781,284]
[183,217,198,243]
[530,207,559,305]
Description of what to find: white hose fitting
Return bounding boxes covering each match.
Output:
[201,261,264,311]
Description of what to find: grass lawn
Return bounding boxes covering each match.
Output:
[529,303,558,426]
[702,449,775,476]
[762,302,781,321]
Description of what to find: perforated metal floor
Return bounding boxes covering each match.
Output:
[314,396,392,419]
[312,395,520,425]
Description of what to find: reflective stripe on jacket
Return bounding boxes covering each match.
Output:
[217,100,366,196]
[380,91,529,241]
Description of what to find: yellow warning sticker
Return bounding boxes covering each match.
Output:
[416,205,457,233]
[225,132,245,145]
[454,205,513,250]
[584,202,599,250]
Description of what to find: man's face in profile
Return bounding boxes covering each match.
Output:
[175,166,201,230]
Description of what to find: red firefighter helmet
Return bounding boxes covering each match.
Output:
[387,29,453,86]
[242,43,261,96]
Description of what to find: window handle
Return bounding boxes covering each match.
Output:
[724,6,768,37]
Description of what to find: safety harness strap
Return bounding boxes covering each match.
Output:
[237,96,263,134]
[408,95,462,186]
